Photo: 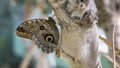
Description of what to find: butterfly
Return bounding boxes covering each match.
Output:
[16,17,60,55]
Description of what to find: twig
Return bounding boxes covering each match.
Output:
[19,42,35,68]
[22,0,32,20]
[99,36,120,58]
[112,23,117,68]
[101,52,120,68]
[19,1,34,67]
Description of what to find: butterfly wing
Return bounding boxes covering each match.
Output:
[16,17,60,53]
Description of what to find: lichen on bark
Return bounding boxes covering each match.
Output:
[48,0,100,68]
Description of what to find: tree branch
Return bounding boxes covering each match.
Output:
[48,0,100,68]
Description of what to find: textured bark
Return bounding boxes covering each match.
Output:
[48,0,100,68]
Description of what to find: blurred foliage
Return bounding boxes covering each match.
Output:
[0,0,24,67]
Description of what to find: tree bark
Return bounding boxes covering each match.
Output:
[48,0,100,68]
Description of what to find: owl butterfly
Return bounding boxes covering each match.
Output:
[16,17,60,56]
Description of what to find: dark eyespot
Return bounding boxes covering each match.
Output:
[40,26,45,30]
[45,35,54,43]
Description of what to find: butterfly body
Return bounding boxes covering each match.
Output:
[16,17,59,53]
